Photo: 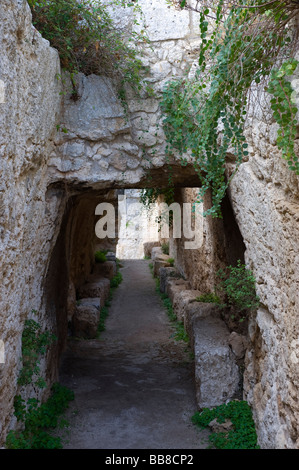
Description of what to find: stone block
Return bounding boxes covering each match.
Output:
[165,278,190,303]
[153,256,171,277]
[187,302,240,409]
[151,246,163,260]
[143,241,160,258]
[78,277,110,302]
[92,260,117,280]
[72,298,101,338]
[173,290,201,323]
[229,332,249,360]
[159,266,177,293]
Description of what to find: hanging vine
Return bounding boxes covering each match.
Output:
[161,0,299,217]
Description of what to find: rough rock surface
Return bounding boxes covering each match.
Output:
[78,278,110,303]
[173,290,201,323]
[0,0,299,450]
[72,298,101,339]
[165,278,190,304]
[227,81,299,448]
[92,261,117,280]
[0,0,62,443]
[189,304,240,408]
[159,267,178,294]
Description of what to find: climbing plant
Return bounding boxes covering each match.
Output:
[161,0,299,217]
[6,314,74,449]
[27,0,150,98]
[18,318,57,388]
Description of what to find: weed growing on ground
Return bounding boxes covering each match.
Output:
[6,383,74,449]
[97,270,123,336]
[192,400,259,449]
[6,314,73,449]
[148,261,189,344]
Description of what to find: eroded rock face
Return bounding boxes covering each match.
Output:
[228,118,299,448]
[1,0,299,451]
[0,0,62,443]
[47,0,202,191]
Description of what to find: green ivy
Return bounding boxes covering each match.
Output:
[18,319,57,388]
[266,59,299,173]
[140,187,175,211]
[6,314,74,449]
[192,400,259,449]
[161,1,299,217]
[6,383,74,449]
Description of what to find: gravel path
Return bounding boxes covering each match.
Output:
[58,259,210,449]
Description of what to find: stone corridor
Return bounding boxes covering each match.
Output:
[57,260,210,449]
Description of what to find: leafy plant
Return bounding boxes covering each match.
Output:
[18,319,57,388]
[97,270,123,336]
[266,58,299,173]
[192,400,259,449]
[196,292,221,304]
[161,242,169,255]
[167,257,175,267]
[27,0,149,98]
[110,271,123,288]
[140,187,175,213]
[95,250,107,263]
[161,0,299,217]
[6,383,74,449]
[217,260,260,314]
[148,262,190,344]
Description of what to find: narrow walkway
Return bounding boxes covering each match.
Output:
[58,260,210,449]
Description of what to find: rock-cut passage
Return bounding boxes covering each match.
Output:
[58,260,210,449]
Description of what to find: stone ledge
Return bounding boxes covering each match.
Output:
[72,297,101,339]
[165,277,190,303]
[173,290,201,323]
[186,301,241,409]
[78,277,110,303]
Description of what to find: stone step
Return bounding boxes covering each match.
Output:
[72,297,101,339]
[77,277,110,302]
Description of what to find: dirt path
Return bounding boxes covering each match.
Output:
[58,259,210,449]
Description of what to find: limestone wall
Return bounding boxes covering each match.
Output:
[116,189,160,260]
[228,103,299,448]
[0,0,63,442]
[0,0,298,450]
[48,0,202,190]
[165,99,299,448]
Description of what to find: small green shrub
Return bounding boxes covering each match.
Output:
[217,260,259,314]
[196,292,221,304]
[167,257,175,267]
[18,319,57,388]
[97,270,122,336]
[161,242,169,255]
[95,250,107,263]
[110,271,123,288]
[6,383,74,449]
[192,400,259,449]
[27,0,148,98]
